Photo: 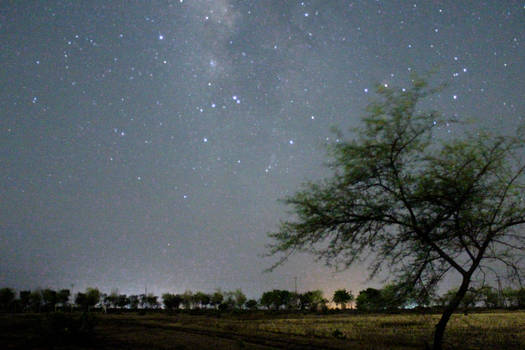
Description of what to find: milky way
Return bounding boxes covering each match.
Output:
[1,1,523,298]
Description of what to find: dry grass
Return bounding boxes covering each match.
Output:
[150,310,525,349]
[1,311,524,349]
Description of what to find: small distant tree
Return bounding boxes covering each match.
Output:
[19,290,31,312]
[380,284,412,311]
[308,290,325,311]
[356,288,383,312]
[139,294,147,308]
[289,292,301,310]
[332,289,353,309]
[128,295,140,309]
[222,291,236,310]
[162,293,182,310]
[146,294,159,309]
[267,77,525,349]
[233,289,247,309]
[211,290,224,309]
[245,299,258,310]
[181,291,193,310]
[117,294,129,309]
[76,288,101,311]
[75,292,87,309]
[193,292,210,309]
[57,289,71,309]
[278,290,293,310]
[42,289,58,311]
[0,288,15,312]
[106,290,119,308]
[477,286,500,308]
[260,291,275,310]
[29,290,43,312]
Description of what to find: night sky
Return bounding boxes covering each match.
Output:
[1,1,523,298]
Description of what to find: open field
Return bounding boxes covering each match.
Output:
[1,310,524,349]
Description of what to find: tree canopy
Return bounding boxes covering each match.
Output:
[267,76,525,349]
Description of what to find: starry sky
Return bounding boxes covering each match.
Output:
[1,1,523,298]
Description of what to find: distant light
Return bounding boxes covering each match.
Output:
[158,34,164,40]
[203,137,208,143]
[364,88,368,93]
[453,95,457,100]
[289,140,294,145]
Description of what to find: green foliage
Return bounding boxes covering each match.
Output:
[128,294,140,309]
[162,293,183,310]
[193,291,211,309]
[57,289,70,307]
[75,287,101,310]
[266,76,525,349]
[211,289,224,309]
[86,288,101,308]
[356,288,382,312]
[332,289,353,309]
[245,299,258,310]
[233,289,247,309]
[267,76,525,292]
[181,290,193,309]
[260,289,299,310]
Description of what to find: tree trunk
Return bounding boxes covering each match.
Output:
[433,276,471,350]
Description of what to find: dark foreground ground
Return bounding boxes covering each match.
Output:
[1,310,524,349]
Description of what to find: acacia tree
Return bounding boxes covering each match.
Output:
[267,77,525,350]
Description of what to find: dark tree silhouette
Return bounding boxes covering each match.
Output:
[76,288,100,311]
[267,76,525,350]
[245,299,258,310]
[332,289,353,309]
[0,288,15,312]
[57,289,71,309]
[355,288,383,312]
[19,290,31,312]
[162,293,182,310]
[42,289,58,311]
[210,290,224,309]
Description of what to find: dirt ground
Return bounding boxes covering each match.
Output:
[1,311,523,349]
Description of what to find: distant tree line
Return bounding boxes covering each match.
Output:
[1,284,524,314]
